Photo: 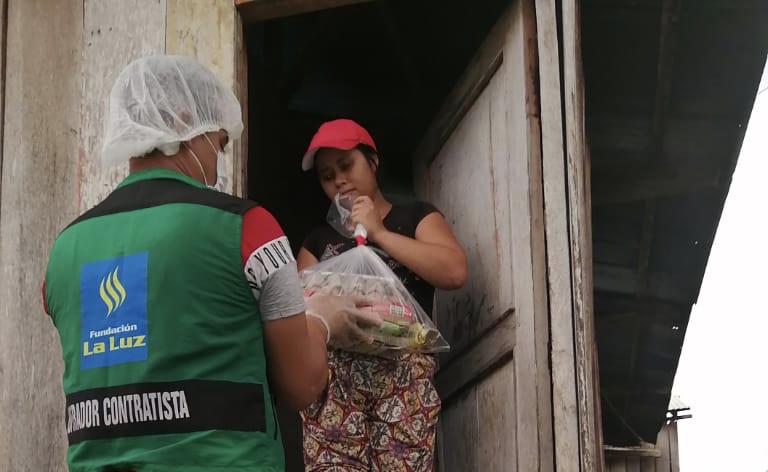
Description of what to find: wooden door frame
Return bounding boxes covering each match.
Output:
[232,0,374,198]
[235,0,373,23]
[232,0,602,470]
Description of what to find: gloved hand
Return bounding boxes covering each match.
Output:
[305,293,383,349]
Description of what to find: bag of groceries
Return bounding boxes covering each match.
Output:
[300,194,450,356]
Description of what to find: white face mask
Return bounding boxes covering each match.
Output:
[204,134,228,193]
[213,148,228,193]
[184,134,228,193]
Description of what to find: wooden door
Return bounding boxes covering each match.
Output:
[412,2,554,470]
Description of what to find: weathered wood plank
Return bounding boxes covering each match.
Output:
[607,458,627,472]
[414,67,513,360]
[488,1,555,470]
[0,1,4,463]
[436,310,515,403]
[627,459,641,472]
[667,423,680,472]
[655,424,672,472]
[535,0,582,469]
[236,0,372,22]
[80,0,167,211]
[0,1,83,470]
[477,360,518,471]
[234,11,249,198]
[640,456,657,472]
[166,0,245,196]
[563,0,602,469]
[440,388,479,472]
[0,0,6,207]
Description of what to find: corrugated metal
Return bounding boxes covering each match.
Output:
[584,0,768,446]
[667,395,689,412]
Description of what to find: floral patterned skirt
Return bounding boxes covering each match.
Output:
[301,350,441,472]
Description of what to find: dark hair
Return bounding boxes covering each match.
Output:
[356,143,379,172]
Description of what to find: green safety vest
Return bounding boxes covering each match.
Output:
[44,169,283,472]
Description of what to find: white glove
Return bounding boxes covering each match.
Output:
[305,293,382,349]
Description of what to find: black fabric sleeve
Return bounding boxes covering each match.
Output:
[415,201,441,221]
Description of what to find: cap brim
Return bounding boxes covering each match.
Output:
[301,139,361,171]
[301,149,319,171]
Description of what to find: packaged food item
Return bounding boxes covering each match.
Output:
[299,225,450,357]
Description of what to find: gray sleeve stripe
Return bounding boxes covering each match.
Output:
[259,261,306,321]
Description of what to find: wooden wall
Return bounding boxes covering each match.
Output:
[0,0,600,470]
[0,1,243,470]
[414,0,601,470]
[413,2,554,470]
[0,1,85,470]
[605,423,680,472]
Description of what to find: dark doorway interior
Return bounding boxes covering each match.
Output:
[243,1,509,469]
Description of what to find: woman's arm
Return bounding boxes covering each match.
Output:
[297,247,319,271]
[371,212,467,290]
[350,196,467,290]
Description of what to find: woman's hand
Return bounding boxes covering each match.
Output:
[351,196,387,242]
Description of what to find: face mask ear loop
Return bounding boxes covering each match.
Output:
[203,134,224,188]
[183,142,209,186]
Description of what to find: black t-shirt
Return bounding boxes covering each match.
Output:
[302,201,439,315]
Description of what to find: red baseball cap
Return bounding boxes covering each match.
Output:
[301,119,378,171]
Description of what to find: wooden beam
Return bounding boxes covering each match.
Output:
[603,445,662,458]
[592,169,721,205]
[236,0,372,22]
[624,201,656,420]
[649,0,683,163]
[593,264,697,304]
[435,309,516,403]
[601,386,673,396]
[620,0,683,433]
[594,297,689,321]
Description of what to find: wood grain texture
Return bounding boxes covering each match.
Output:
[80,0,167,211]
[0,0,84,470]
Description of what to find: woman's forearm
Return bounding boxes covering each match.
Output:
[371,229,466,290]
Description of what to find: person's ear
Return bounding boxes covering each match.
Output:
[371,153,379,172]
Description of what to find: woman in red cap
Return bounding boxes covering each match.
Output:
[297,118,467,471]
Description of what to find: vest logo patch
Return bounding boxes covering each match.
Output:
[80,252,148,370]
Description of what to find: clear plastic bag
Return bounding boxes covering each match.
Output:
[300,225,450,357]
[325,193,356,238]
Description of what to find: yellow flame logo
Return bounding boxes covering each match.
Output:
[99,267,127,317]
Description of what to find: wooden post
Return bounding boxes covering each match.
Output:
[166,0,247,197]
[0,1,85,470]
[562,0,603,469]
[79,0,167,211]
[535,0,581,469]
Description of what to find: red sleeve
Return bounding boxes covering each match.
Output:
[41,280,49,315]
[240,206,287,266]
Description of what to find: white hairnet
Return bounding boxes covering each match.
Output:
[101,55,243,166]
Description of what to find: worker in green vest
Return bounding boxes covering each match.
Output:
[42,55,380,472]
